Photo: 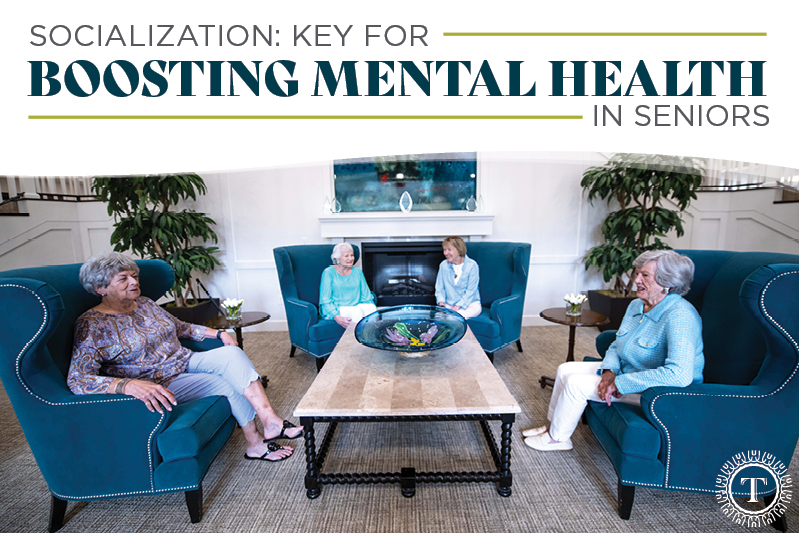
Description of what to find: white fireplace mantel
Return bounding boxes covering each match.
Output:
[319,212,494,242]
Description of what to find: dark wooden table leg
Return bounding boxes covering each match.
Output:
[566,325,576,362]
[497,413,514,497]
[301,417,321,499]
[234,327,244,349]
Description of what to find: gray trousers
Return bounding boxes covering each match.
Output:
[169,346,261,426]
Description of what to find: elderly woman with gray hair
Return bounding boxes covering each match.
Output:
[68,252,302,463]
[319,242,376,328]
[523,250,705,451]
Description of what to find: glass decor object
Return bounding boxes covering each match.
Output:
[564,293,587,317]
[333,152,477,212]
[464,195,477,212]
[355,305,467,352]
[222,298,244,322]
[331,197,342,213]
[399,191,413,213]
[322,196,332,214]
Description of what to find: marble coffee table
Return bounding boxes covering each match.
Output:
[294,324,521,499]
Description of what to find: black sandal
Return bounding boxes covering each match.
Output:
[244,441,293,462]
[264,420,303,442]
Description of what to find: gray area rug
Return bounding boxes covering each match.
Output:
[0,326,793,533]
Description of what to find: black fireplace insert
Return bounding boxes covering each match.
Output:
[361,241,444,307]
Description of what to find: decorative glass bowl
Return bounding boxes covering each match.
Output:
[354,305,467,352]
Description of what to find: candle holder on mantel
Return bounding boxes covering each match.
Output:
[399,191,413,213]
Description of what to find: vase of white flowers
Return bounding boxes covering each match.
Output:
[222,298,244,322]
[564,293,587,317]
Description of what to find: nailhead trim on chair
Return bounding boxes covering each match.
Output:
[2,283,166,497]
[646,270,799,488]
[51,484,199,501]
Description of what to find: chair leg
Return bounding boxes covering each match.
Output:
[316,356,328,372]
[763,493,788,532]
[484,351,494,364]
[48,495,67,533]
[516,340,523,353]
[185,485,203,524]
[289,345,296,358]
[617,479,635,519]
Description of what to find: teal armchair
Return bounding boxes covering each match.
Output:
[0,260,236,532]
[274,244,361,370]
[463,242,532,357]
[585,250,799,526]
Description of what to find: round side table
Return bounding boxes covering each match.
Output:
[205,311,271,388]
[538,307,609,389]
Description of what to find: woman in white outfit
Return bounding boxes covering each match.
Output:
[523,250,704,451]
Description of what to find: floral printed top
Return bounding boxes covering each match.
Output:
[67,297,208,394]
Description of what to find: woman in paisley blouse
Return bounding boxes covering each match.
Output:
[68,252,302,463]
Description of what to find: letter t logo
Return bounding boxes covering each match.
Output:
[741,478,768,502]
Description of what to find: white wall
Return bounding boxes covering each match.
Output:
[2,153,798,332]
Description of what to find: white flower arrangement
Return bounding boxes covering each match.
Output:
[222,298,244,313]
[564,293,587,316]
[563,293,587,305]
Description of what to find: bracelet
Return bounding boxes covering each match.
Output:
[216,329,223,339]
[115,378,131,395]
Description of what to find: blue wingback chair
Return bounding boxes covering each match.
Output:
[584,250,799,523]
[463,242,532,357]
[0,260,236,532]
[273,244,361,370]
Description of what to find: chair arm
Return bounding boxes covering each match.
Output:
[489,293,525,344]
[29,394,171,499]
[180,337,224,352]
[638,382,793,490]
[284,296,318,348]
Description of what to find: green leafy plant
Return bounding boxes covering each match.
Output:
[93,174,221,307]
[582,153,704,296]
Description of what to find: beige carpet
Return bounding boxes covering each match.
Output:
[0,326,794,533]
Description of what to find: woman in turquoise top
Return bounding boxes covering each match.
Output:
[319,243,376,328]
[523,250,704,452]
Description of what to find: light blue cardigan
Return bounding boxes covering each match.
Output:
[434,255,481,309]
[600,293,705,395]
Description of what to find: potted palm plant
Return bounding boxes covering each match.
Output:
[581,153,704,330]
[93,173,222,324]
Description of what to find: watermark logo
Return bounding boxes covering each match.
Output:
[716,451,793,527]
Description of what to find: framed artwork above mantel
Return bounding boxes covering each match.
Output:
[332,152,478,213]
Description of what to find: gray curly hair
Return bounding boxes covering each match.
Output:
[331,242,354,265]
[79,252,140,296]
[633,250,694,296]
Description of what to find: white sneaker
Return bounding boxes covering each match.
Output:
[524,432,573,451]
[522,426,548,437]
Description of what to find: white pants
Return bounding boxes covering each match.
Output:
[547,361,641,442]
[340,303,377,322]
[440,301,482,318]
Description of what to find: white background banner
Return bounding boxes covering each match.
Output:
[1,0,794,175]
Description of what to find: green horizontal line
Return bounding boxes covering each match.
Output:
[443,32,766,37]
[29,115,583,120]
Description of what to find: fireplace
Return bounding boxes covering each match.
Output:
[361,241,444,307]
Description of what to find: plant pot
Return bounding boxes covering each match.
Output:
[161,298,221,325]
[586,290,637,332]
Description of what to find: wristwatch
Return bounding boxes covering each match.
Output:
[216,330,223,339]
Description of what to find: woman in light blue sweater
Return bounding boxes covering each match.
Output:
[524,250,705,451]
[435,236,482,318]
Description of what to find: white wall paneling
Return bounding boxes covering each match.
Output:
[3,153,798,330]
